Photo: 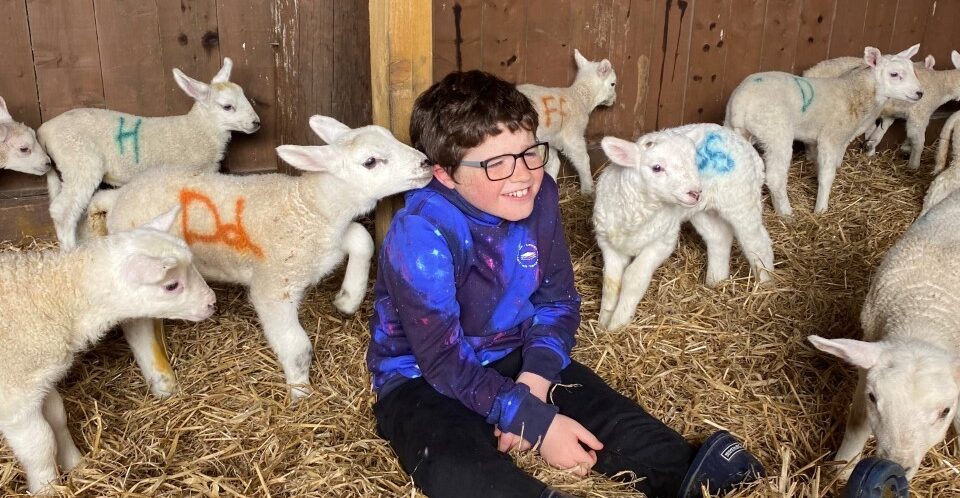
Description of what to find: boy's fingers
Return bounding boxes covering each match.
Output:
[577,426,604,451]
[587,449,598,467]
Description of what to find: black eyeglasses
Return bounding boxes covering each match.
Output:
[459,142,550,181]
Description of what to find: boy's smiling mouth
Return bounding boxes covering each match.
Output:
[503,187,530,198]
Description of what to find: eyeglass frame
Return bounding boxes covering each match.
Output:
[457,141,550,181]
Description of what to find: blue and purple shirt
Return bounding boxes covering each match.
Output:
[367,175,580,443]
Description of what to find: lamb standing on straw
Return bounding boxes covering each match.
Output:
[0,209,214,495]
[809,189,960,481]
[725,45,923,217]
[86,115,432,400]
[518,49,617,194]
[594,124,774,331]
[39,57,260,250]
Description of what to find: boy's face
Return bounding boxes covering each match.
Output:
[434,126,544,221]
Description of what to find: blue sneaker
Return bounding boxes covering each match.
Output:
[842,457,908,498]
[677,431,766,498]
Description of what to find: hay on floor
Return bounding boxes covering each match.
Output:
[1,146,958,497]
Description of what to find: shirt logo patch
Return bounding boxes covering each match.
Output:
[518,243,539,268]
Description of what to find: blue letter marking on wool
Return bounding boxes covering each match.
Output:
[115,117,143,163]
[792,76,814,112]
[696,132,735,176]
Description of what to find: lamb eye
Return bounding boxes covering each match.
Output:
[889,72,899,78]
[868,392,877,404]
[651,164,664,173]
[611,82,616,87]
[939,407,951,419]
[19,146,30,154]
[363,157,378,169]
[164,281,180,292]
[222,104,235,112]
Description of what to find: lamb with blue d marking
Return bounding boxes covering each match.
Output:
[726,45,923,217]
[593,124,774,331]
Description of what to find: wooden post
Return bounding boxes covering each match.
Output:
[369,0,433,245]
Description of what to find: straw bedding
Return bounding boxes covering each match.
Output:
[1,147,958,497]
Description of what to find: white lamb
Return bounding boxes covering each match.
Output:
[39,57,260,250]
[0,209,215,495]
[594,124,774,331]
[86,115,432,400]
[518,49,617,195]
[804,51,960,170]
[808,189,960,481]
[0,96,52,175]
[725,45,923,217]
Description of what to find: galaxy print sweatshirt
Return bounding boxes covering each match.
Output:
[367,175,581,443]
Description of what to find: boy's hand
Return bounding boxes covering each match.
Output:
[494,426,533,453]
[539,414,603,477]
[516,371,551,403]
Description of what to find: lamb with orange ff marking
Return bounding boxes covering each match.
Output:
[518,49,617,194]
[85,115,432,400]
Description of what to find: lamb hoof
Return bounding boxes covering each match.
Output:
[58,445,83,472]
[290,384,314,403]
[333,290,361,315]
[150,375,179,399]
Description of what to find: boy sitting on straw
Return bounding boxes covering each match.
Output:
[365,70,765,498]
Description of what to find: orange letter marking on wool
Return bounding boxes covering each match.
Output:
[179,189,265,259]
[541,95,568,128]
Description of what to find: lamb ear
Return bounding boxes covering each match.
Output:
[123,254,178,285]
[864,47,882,68]
[573,48,588,68]
[598,59,612,77]
[808,335,883,370]
[952,50,960,70]
[0,96,12,123]
[276,144,339,173]
[308,115,352,144]
[897,43,920,60]
[142,206,181,233]
[211,57,233,84]
[924,54,936,69]
[173,69,211,101]
[600,136,641,168]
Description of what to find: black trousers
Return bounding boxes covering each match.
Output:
[373,349,696,498]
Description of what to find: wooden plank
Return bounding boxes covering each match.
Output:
[93,0,166,116]
[0,195,55,242]
[759,0,803,73]
[644,0,694,130]
[331,0,372,129]
[433,0,482,79]
[625,0,658,137]
[155,0,221,115]
[0,0,41,128]
[215,0,279,173]
[860,0,899,53]
[888,0,931,56]
[827,0,868,57]
[274,0,310,153]
[521,0,572,87]
[480,0,527,82]
[793,0,837,73]
[719,0,767,111]
[27,0,106,121]
[371,0,433,245]
[920,0,960,65]
[682,0,732,124]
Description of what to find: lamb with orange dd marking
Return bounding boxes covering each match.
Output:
[85,115,432,400]
[518,49,617,194]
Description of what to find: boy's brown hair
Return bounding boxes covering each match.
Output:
[410,70,538,177]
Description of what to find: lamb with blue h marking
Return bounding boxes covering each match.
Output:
[594,124,774,331]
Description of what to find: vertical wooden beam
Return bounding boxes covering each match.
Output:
[370,0,433,245]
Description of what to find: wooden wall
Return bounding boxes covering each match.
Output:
[433,0,954,142]
[0,0,370,239]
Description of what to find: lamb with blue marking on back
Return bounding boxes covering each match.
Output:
[593,123,774,331]
[38,57,260,250]
[725,45,923,217]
